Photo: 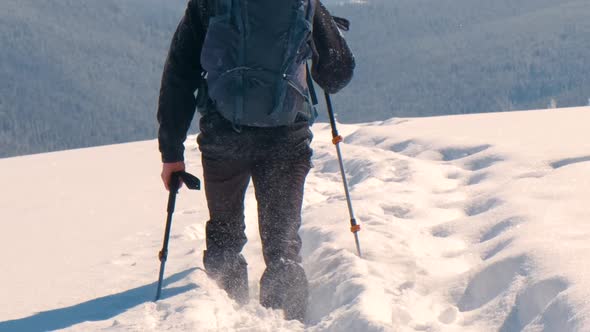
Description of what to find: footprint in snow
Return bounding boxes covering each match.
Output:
[446,171,462,180]
[481,239,512,260]
[463,155,504,171]
[550,155,590,169]
[465,198,503,216]
[439,145,492,161]
[498,278,568,332]
[381,203,413,219]
[459,255,528,311]
[466,172,488,186]
[479,216,524,243]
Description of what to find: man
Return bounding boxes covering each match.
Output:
[157,0,353,322]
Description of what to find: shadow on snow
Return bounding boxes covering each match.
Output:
[0,268,199,332]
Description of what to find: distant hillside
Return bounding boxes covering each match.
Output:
[1,0,590,157]
[329,0,590,122]
[0,0,184,157]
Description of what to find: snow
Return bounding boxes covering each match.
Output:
[1,107,590,331]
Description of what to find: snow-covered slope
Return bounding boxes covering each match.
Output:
[1,107,590,331]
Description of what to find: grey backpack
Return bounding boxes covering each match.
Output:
[200,0,317,127]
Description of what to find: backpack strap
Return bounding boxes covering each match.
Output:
[306,63,318,107]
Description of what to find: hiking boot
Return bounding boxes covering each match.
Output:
[260,259,308,322]
[203,250,249,305]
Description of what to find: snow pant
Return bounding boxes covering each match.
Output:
[197,111,313,322]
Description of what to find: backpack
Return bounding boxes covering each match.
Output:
[200,0,317,128]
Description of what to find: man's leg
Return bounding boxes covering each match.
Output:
[201,156,251,304]
[251,156,311,322]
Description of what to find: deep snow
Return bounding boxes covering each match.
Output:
[1,107,590,331]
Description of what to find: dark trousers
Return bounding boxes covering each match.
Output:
[197,112,313,321]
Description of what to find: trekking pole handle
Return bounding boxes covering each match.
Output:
[167,173,180,213]
[166,171,201,212]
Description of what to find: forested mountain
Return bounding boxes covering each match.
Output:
[1,0,589,158]
[0,0,182,157]
[328,0,590,122]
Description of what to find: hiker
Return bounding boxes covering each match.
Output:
[157,0,354,322]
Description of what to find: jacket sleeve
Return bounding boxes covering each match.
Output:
[157,0,206,163]
[311,1,355,94]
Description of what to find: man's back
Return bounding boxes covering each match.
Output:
[157,0,354,322]
[200,0,317,127]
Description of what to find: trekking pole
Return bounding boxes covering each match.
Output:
[324,92,362,258]
[155,171,201,301]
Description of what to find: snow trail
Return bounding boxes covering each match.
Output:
[2,108,590,331]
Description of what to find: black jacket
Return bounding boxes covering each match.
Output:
[157,0,354,162]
